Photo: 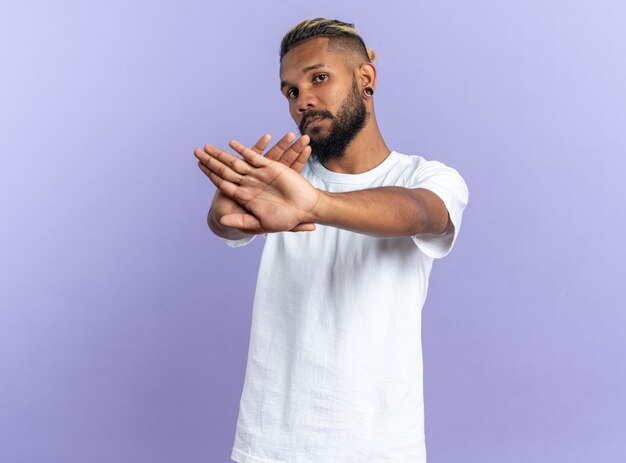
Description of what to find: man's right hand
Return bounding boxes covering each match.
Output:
[200,132,315,238]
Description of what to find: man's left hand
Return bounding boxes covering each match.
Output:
[197,139,321,232]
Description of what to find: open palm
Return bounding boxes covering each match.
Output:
[196,132,317,233]
[200,138,320,232]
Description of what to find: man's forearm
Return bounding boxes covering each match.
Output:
[308,186,450,238]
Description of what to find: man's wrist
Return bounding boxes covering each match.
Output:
[307,189,331,224]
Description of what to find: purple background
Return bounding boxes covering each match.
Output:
[1,1,625,462]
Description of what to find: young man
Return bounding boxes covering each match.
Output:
[195,18,469,463]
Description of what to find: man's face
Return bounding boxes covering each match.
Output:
[279,37,369,164]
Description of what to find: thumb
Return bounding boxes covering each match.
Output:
[289,222,316,232]
[220,212,262,230]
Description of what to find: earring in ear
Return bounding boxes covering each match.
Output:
[363,87,374,97]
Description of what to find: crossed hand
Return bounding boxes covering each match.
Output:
[194,133,321,234]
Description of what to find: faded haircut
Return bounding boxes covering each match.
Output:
[279,18,376,66]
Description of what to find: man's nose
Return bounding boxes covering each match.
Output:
[296,89,317,113]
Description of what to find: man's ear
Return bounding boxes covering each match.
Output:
[358,62,377,91]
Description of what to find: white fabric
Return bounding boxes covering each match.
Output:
[224,150,469,462]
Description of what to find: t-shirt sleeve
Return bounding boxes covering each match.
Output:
[221,234,257,248]
[404,158,469,259]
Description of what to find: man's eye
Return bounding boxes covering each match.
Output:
[287,88,298,99]
[313,74,328,83]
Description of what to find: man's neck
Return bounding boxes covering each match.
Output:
[320,117,391,174]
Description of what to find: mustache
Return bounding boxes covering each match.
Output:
[299,110,334,132]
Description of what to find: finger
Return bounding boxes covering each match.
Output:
[197,161,222,188]
[263,132,296,161]
[197,151,244,185]
[291,145,312,174]
[203,144,254,175]
[233,226,266,235]
[202,165,240,199]
[251,133,272,155]
[228,139,271,168]
[194,146,211,163]
[289,222,316,232]
[278,134,310,167]
[221,212,262,230]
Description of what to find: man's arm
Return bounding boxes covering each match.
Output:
[308,186,452,238]
[198,139,454,238]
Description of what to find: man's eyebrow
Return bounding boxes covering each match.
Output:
[280,64,328,90]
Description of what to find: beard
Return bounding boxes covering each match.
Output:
[298,77,369,165]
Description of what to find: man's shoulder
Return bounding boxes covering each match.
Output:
[387,150,442,178]
[391,150,439,167]
[385,151,467,198]
[390,150,461,176]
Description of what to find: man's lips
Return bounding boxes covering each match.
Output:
[304,116,325,129]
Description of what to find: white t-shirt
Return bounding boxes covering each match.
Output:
[224,150,469,463]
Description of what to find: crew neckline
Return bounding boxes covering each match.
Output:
[309,150,400,184]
